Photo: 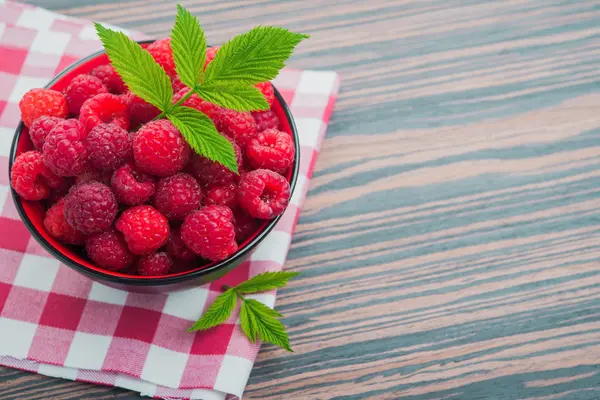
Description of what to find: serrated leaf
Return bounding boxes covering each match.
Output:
[203,25,308,86]
[189,289,237,332]
[243,299,293,352]
[95,23,173,111]
[235,271,300,294]
[171,5,206,89]
[167,106,238,173]
[239,300,258,343]
[195,84,268,112]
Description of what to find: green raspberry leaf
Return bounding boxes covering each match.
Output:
[188,289,237,332]
[242,299,293,352]
[95,23,173,111]
[239,300,258,343]
[170,5,206,89]
[195,84,268,112]
[235,271,300,294]
[203,26,309,86]
[167,106,238,174]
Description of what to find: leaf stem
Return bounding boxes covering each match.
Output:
[154,86,197,120]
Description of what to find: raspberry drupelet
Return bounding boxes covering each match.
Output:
[252,110,280,132]
[90,64,127,94]
[189,137,242,188]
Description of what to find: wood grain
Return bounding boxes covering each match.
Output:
[4,0,600,399]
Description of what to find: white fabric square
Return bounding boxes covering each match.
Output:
[87,282,128,305]
[0,184,9,213]
[162,287,209,321]
[78,24,98,40]
[64,332,111,370]
[8,75,51,103]
[0,22,6,41]
[30,30,70,55]
[0,127,15,157]
[294,118,323,148]
[290,175,307,206]
[296,70,337,95]
[16,8,61,31]
[0,318,37,358]
[214,355,253,398]
[141,345,188,388]
[38,363,78,380]
[250,231,291,264]
[12,254,59,291]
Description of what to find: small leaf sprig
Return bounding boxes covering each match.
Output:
[94,4,308,174]
[189,271,300,352]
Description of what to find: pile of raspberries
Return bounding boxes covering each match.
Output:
[11,40,294,276]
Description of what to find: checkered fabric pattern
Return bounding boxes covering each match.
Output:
[0,1,340,399]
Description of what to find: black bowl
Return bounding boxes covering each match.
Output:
[9,41,299,293]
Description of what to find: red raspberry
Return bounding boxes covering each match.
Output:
[173,89,220,120]
[44,198,85,245]
[19,88,68,128]
[86,230,134,271]
[11,151,64,200]
[255,81,275,106]
[111,162,155,205]
[137,252,173,276]
[89,64,126,94]
[133,119,190,177]
[79,93,129,132]
[214,109,257,146]
[125,92,160,126]
[154,173,202,220]
[252,110,280,132]
[246,129,295,173]
[204,183,237,209]
[43,119,91,177]
[65,74,108,115]
[115,205,169,255]
[147,38,176,77]
[64,182,118,235]
[189,138,242,187]
[166,226,196,261]
[29,116,63,150]
[232,209,259,243]
[171,75,187,93]
[181,205,238,261]
[75,169,111,185]
[204,46,219,69]
[86,124,131,171]
[237,169,290,219]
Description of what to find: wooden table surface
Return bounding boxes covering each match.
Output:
[3,0,600,399]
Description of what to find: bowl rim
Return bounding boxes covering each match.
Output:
[8,40,300,286]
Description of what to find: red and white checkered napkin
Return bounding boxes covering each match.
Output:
[0,1,340,399]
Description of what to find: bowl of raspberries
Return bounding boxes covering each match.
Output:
[9,40,299,292]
